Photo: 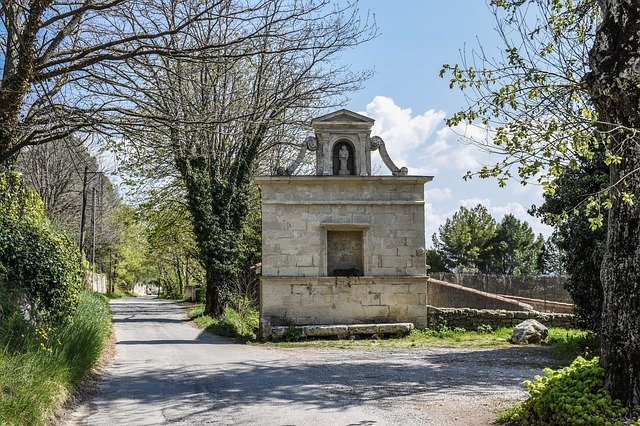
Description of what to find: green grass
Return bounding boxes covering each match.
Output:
[187,302,595,360]
[0,291,112,425]
[264,325,595,356]
[188,300,259,341]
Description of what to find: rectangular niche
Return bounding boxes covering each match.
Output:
[326,230,364,277]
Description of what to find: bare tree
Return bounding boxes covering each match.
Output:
[0,0,303,166]
[112,0,375,316]
[15,138,121,267]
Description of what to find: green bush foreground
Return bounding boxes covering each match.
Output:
[499,356,640,425]
[0,171,83,329]
[0,291,112,425]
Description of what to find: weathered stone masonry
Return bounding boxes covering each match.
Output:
[258,176,431,329]
[257,109,433,334]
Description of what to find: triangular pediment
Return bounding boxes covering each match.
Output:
[311,109,374,125]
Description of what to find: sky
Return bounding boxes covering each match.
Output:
[94,0,554,245]
[341,0,553,245]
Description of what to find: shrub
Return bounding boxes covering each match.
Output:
[499,357,638,425]
[0,218,83,327]
[0,171,83,329]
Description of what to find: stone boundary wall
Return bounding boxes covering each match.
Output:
[260,276,428,332]
[427,278,534,311]
[185,285,196,301]
[426,306,575,330]
[84,271,107,294]
[431,272,571,303]
[500,295,573,314]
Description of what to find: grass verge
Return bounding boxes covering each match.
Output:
[0,291,112,425]
[188,300,259,341]
[264,325,594,355]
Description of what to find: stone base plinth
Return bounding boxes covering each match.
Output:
[266,322,414,340]
[260,276,428,334]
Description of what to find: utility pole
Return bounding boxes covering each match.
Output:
[91,186,97,272]
[79,166,88,250]
[79,167,103,262]
[109,249,114,293]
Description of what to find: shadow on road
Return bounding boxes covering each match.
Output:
[93,345,541,416]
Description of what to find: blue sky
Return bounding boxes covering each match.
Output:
[343,0,553,244]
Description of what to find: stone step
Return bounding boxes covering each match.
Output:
[269,322,414,339]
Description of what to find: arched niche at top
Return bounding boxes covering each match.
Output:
[332,140,356,175]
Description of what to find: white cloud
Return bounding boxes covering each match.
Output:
[359,96,445,166]
[355,96,552,245]
[490,201,529,219]
[406,165,433,176]
[424,202,448,242]
[459,197,491,208]
[426,124,494,173]
[425,187,453,202]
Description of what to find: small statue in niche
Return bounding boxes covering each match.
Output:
[338,144,350,175]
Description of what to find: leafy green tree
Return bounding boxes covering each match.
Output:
[483,214,543,275]
[533,152,608,330]
[425,248,449,273]
[143,194,204,299]
[536,234,565,276]
[442,0,640,405]
[433,204,497,272]
[110,206,151,292]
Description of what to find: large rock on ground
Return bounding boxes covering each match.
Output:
[509,319,548,344]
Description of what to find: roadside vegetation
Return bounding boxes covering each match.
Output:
[498,357,639,425]
[0,291,112,425]
[188,298,259,341]
[0,173,113,425]
[264,325,594,354]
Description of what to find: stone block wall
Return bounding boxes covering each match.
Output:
[257,176,430,278]
[260,276,428,329]
[427,278,534,311]
[426,306,575,330]
[84,271,107,293]
[431,272,571,303]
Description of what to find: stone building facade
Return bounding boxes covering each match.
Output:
[257,110,433,333]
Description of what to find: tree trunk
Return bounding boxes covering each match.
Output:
[204,262,230,318]
[0,0,50,165]
[178,159,244,319]
[587,0,640,408]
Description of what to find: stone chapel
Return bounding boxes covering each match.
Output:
[256,109,432,337]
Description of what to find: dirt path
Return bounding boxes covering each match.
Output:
[66,297,550,425]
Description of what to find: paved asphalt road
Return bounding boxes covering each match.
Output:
[66,296,550,425]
